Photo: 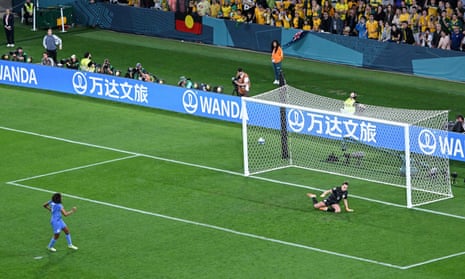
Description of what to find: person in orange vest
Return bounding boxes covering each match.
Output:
[271,39,283,85]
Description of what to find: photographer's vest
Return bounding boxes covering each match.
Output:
[343,97,356,114]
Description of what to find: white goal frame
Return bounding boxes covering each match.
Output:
[241,88,453,208]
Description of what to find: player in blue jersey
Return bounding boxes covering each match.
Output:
[306,182,354,213]
[43,193,78,252]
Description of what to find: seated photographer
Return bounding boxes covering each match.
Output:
[233,67,251,97]
[100,58,115,75]
[178,76,193,88]
[132,63,154,82]
[41,52,54,66]
[451,115,465,133]
[11,47,28,62]
[60,54,79,69]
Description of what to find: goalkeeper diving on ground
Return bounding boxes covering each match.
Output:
[307,182,354,213]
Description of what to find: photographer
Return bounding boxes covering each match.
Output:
[11,47,28,62]
[60,54,79,69]
[233,67,251,97]
[100,58,115,75]
[80,52,95,72]
[133,63,153,82]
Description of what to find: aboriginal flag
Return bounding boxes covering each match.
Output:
[175,12,202,35]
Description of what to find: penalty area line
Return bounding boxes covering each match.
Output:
[9,155,140,184]
[7,181,404,270]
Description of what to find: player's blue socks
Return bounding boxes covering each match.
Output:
[48,238,56,248]
[65,233,72,245]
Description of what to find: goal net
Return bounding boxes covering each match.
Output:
[242,85,453,208]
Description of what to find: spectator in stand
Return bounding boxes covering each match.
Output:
[302,19,312,30]
[399,7,410,23]
[392,7,402,27]
[385,4,395,25]
[374,5,386,21]
[425,0,439,18]
[335,0,349,21]
[390,23,401,42]
[197,0,211,16]
[445,1,454,17]
[367,14,380,39]
[311,0,322,17]
[356,16,368,38]
[312,14,321,31]
[322,1,335,17]
[450,24,464,50]
[210,0,220,18]
[419,27,433,47]
[219,1,232,19]
[401,20,416,44]
[320,11,332,32]
[380,20,391,42]
[331,12,345,35]
[345,8,358,36]
[282,10,292,29]
[450,13,463,30]
[437,29,451,49]
[431,22,442,47]
[292,10,303,29]
[438,10,451,33]
[255,5,266,25]
[41,52,54,66]
[418,9,429,33]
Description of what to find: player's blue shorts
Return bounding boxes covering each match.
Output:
[51,220,67,234]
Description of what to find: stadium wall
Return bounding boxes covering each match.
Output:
[1,60,465,162]
[67,1,465,82]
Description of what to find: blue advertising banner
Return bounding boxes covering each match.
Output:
[1,60,465,162]
[0,60,244,123]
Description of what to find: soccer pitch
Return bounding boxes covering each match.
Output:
[1,85,465,278]
[2,27,465,278]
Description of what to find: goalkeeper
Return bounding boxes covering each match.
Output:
[306,182,354,213]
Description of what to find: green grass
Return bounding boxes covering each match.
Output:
[1,22,465,278]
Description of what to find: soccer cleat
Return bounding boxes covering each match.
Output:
[306,193,316,198]
[68,244,78,250]
[47,247,57,252]
[273,80,279,85]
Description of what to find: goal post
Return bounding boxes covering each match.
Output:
[242,85,453,208]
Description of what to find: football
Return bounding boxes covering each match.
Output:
[258,137,265,145]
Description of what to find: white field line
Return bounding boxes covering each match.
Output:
[6,180,404,270]
[10,155,139,183]
[3,125,465,269]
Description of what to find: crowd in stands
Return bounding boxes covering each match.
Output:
[127,0,465,50]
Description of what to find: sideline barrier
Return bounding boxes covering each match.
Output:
[2,61,465,163]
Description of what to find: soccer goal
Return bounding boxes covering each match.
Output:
[242,85,453,208]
